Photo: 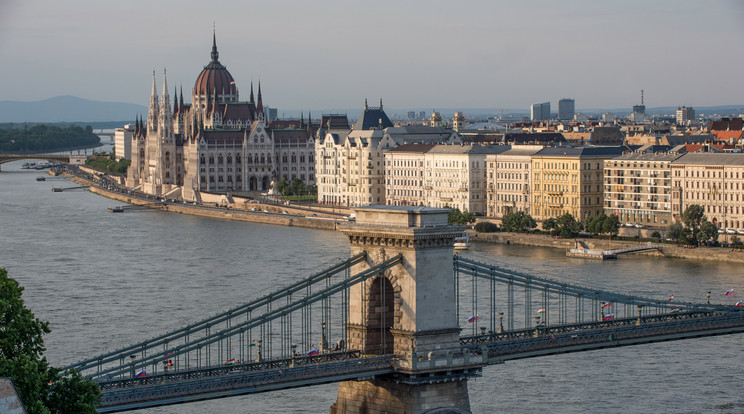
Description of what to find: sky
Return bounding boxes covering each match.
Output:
[1,0,743,115]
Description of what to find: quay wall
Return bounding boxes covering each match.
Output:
[473,232,744,263]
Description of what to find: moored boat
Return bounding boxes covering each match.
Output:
[454,233,471,250]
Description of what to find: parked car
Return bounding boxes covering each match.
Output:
[251,207,257,212]
[726,229,736,234]
[263,209,270,213]
[282,211,289,215]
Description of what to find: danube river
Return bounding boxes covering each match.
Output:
[2,160,744,413]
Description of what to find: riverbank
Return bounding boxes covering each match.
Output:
[63,172,744,264]
[471,231,744,263]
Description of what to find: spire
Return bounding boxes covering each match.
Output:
[364,98,368,110]
[249,81,255,104]
[307,111,312,132]
[211,28,219,63]
[179,86,184,110]
[148,70,159,131]
[174,86,179,113]
[300,112,304,128]
[379,98,383,110]
[256,81,263,115]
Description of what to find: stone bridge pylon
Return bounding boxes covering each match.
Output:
[332,206,485,414]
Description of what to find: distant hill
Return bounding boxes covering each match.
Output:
[0,96,146,123]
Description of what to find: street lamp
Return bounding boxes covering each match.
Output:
[498,312,504,334]
[534,316,542,338]
[636,305,643,326]
[707,291,711,305]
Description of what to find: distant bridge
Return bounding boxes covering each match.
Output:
[0,153,72,165]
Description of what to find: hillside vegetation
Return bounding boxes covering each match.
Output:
[0,123,100,152]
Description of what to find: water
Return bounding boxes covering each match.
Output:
[2,159,743,413]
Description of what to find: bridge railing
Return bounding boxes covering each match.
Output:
[71,254,404,382]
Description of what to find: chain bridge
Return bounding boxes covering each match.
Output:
[63,206,744,413]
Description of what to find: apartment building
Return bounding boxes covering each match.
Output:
[604,152,681,226]
[385,144,437,207]
[486,145,543,218]
[531,146,626,221]
[670,153,744,230]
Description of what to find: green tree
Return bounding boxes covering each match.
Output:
[501,211,536,232]
[600,214,620,236]
[0,268,101,413]
[666,222,683,242]
[447,207,475,225]
[276,178,289,196]
[542,218,558,235]
[681,204,705,228]
[699,220,719,244]
[556,213,582,238]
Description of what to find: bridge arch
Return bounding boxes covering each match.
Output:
[362,274,397,355]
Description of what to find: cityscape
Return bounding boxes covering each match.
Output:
[2,1,744,413]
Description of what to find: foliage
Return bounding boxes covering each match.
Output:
[541,214,582,238]
[0,124,100,152]
[681,204,705,228]
[666,222,683,242]
[698,220,719,244]
[584,213,619,236]
[731,235,741,245]
[85,155,130,175]
[0,268,101,413]
[650,230,661,239]
[276,178,315,197]
[542,218,557,234]
[501,211,536,233]
[474,221,499,233]
[447,207,475,225]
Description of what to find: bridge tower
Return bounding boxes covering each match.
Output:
[332,206,483,414]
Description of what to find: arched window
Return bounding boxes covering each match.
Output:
[218,155,224,164]
[283,154,288,163]
[165,151,170,163]
[209,155,215,164]
[236,154,241,163]
[260,154,265,164]
[200,155,206,164]
[300,154,305,163]
[291,154,297,163]
[227,155,232,164]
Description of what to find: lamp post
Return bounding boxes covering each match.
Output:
[600,301,606,320]
[707,291,711,305]
[321,322,327,352]
[498,312,504,334]
[129,354,136,379]
[256,340,263,363]
[534,316,542,338]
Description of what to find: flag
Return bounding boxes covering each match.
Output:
[307,348,319,356]
[602,302,612,309]
[668,294,674,302]
[670,307,681,313]
[230,81,236,85]
[537,307,546,314]
[468,315,479,323]
[602,314,615,321]
[725,289,734,296]
[223,358,236,366]
[735,301,743,307]
[536,320,545,327]
[248,339,257,347]
[135,369,146,378]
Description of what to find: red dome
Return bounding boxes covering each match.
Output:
[194,34,236,97]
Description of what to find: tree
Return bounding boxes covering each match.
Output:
[0,268,101,413]
[447,207,475,225]
[699,220,719,244]
[681,204,705,228]
[556,213,582,239]
[501,211,536,233]
[585,213,619,237]
[276,178,289,196]
[542,218,558,235]
[666,222,683,242]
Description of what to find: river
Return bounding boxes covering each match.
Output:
[1,160,743,413]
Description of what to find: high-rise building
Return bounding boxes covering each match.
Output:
[407,111,416,119]
[676,106,695,125]
[558,99,575,121]
[530,102,550,121]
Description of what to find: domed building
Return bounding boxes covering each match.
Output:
[128,33,317,202]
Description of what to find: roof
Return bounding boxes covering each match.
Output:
[503,132,567,144]
[201,129,245,145]
[496,146,544,157]
[385,143,438,153]
[426,144,510,155]
[222,103,255,121]
[194,36,236,98]
[611,152,683,162]
[272,129,312,145]
[352,105,393,130]
[534,146,629,158]
[673,152,744,166]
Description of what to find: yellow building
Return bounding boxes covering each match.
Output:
[531,147,626,221]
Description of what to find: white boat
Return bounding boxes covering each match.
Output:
[454,234,471,250]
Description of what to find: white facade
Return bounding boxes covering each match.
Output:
[114,124,133,161]
[486,145,543,218]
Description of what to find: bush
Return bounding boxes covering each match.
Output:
[474,222,499,233]
[651,231,661,239]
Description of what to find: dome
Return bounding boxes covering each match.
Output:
[194,34,237,98]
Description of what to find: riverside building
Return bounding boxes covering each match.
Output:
[127,33,315,201]
[486,145,544,218]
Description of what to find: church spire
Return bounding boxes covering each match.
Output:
[256,81,263,115]
[148,70,159,131]
[210,28,219,63]
[249,81,255,104]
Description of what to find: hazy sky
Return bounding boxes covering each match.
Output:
[1,0,743,113]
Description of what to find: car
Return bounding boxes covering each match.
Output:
[634,224,643,228]
[282,211,289,215]
[251,207,257,212]
[625,223,633,227]
[310,213,317,217]
[343,216,350,220]
[726,229,736,234]
[738,229,744,235]
[263,209,270,213]
[718,229,725,234]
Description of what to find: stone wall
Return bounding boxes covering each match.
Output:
[331,379,470,414]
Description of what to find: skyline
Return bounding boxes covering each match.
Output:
[1,0,743,114]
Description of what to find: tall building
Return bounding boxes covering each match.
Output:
[531,146,627,221]
[114,124,134,161]
[530,102,550,122]
[558,99,575,121]
[127,32,315,201]
[676,106,695,125]
[486,145,544,218]
[315,102,462,207]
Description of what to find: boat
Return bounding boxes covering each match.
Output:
[36,176,46,181]
[453,233,471,250]
[108,206,125,213]
[51,187,63,192]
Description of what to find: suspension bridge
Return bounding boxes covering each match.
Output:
[61,206,744,413]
